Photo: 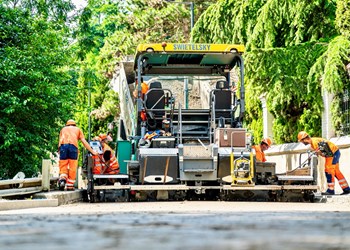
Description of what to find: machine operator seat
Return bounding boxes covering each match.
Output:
[144,81,165,116]
[210,80,233,123]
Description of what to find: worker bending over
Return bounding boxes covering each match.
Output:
[298,131,350,195]
[92,134,120,175]
[58,119,97,191]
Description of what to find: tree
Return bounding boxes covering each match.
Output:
[192,0,349,142]
[0,3,75,178]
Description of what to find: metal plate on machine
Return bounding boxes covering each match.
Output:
[256,162,275,172]
[151,137,176,148]
[218,148,250,156]
[215,128,246,147]
[144,175,174,183]
[139,155,179,184]
[282,185,318,190]
[277,176,314,181]
[183,145,212,157]
[139,148,178,156]
[94,185,130,190]
[222,175,232,183]
[223,185,282,190]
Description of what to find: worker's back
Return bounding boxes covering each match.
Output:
[59,126,84,149]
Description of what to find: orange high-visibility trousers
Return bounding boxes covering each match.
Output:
[92,154,120,175]
[59,159,78,188]
[325,157,349,192]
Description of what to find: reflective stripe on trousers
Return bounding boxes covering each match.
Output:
[59,159,78,185]
[325,152,349,191]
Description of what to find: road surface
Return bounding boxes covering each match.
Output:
[1,201,350,250]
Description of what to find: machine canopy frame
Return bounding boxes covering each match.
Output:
[134,43,245,76]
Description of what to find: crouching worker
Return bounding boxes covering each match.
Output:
[298,131,350,195]
[252,138,272,162]
[58,119,98,191]
[92,134,120,175]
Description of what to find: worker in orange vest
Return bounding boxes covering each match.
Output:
[252,138,272,162]
[298,131,350,195]
[92,134,120,175]
[58,119,97,191]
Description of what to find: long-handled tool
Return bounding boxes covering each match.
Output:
[297,150,318,169]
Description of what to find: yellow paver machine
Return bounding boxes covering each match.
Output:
[86,43,319,202]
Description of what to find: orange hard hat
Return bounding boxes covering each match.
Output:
[298,131,309,142]
[66,119,76,126]
[261,138,272,147]
[99,134,107,141]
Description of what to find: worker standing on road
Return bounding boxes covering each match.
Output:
[252,138,272,162]
[58,119,97,191]
[298,131,350,195]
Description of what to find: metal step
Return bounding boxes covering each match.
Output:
[93,174,129,179]
[184,157,213,160]
[172,120,209,124]
[130,185,189,191]
[222,184,318,191]
[183,169,214,173]
[277,175,314,181]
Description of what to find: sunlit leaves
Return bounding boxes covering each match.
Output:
[336,0,350,39]
[0,3,75,178]
[192,0,349,142]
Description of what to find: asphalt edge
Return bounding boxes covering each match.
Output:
[33,190,85,205]
[0,199,59,211]
[0,190,85,211]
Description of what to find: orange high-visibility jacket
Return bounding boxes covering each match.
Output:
[252,145,266,162]
[92,152,119,175]
[59,126,85,149]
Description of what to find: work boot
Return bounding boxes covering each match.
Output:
[321,189,335,195]
[58,179,66,191]
[340,189,350,195]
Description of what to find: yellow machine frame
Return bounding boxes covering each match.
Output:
[230,152,255,186]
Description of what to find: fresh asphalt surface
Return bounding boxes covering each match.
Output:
[1,201,350,250]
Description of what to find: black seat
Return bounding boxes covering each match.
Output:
[145,81,165,112]
[210,80,232,122]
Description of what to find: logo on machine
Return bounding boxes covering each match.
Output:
[173,44,211,51]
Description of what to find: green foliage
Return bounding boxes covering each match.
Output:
[193,0,349,142]
[193,0,265,44]
[245,42,327,142]
[2,0,74,25]
[0,4,75,178]
[193,0,337,48]
[336,0,350,39]
[248,0,337,49]
[308,36,350,135]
